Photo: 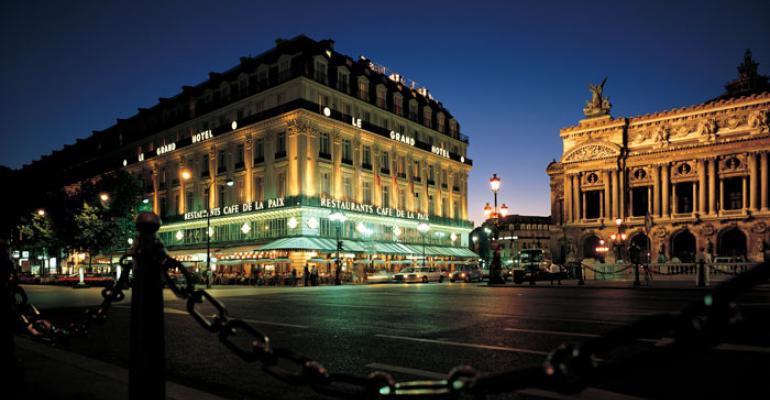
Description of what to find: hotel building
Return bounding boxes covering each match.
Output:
[547,51,770,263]
[22,36,476,276]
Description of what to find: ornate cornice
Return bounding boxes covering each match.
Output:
[561,142,621,163]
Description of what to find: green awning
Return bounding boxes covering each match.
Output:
[258,237,337,251]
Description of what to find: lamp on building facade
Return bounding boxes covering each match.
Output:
[329,211,346,285]
[181,167,215,288]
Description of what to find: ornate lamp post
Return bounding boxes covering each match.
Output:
[329,211,346,285]
[487,173,505,284]
[417,222,430,268]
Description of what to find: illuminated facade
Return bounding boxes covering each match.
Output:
[547,51,770,263]
[38,36,474,275]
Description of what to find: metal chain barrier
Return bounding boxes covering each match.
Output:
[159,252,770,399]
[581,263,633,275]
[10,252,134,344]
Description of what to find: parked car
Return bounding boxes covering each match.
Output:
[450,264,483,282]
[394,267,444,283]
[367,270,394,284]
[512,249,553,284]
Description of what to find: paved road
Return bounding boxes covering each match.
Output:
[18,282,770,399]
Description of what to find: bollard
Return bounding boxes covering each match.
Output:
[697,259,706,288]
[129,212,165,400]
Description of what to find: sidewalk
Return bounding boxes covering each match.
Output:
[11,336,227,400]
[485,279,770,291]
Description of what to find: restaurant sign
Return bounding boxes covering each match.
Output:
[184,197,285,221]
[320,197,428,221]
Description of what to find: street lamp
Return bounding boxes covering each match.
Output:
[483,203,493,219]
[329,211,346,285]
[99,192,110,202]
[36,208,45,217]
[417,222,430,268]
[500,203,509,218]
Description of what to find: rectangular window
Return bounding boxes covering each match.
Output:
[342,139,352,163]
[362,146,371,168]
[453,201,460,219]
[632,187,649,217]
[218,185,226,208]
[428,165,435,183]
[397,157,406,178]
[254,177,264,202]
[337,71,349,92]
[321,172,331,197]
[376,88,386,108]
[363,181,372,204]
[724,178,743,210]
[277,173,286,198]
[394,96,403,115]
[382,186,390,208]
[585,190,601,219]
[428,195,434,215]
[276,132,286,157]
[315,61,327,84]
[235,144,244,169]
[186,191,194,212]
[413,160,421,181]
[380,151,390,174]
[254,139,264,163]
[399,189,406,210]
[437,115,445,133]
[676,182,694,213]
[358,80,368,101]
[217,150,226,173]
[319,132,331,158]
[202,154,210,176]
[423,109,432,128]
[344,177,353,200]
[441,196,448,216]
[409,103,417,121]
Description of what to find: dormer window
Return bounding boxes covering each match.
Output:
[437,113,445,133]
[449,120,458,138]
[358,77,369,101]
[376,85,387,108]
[278,59,291,82]
[337,68,349,93]
[393,93,403,116]
[423,107,432,129]
[408,101,418,121]
[314,59,328,84]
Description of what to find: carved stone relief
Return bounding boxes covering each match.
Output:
[563,143,619,162]
[748,110,770,134]
[696,118,718,143]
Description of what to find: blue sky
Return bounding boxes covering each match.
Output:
[2,0,769,224]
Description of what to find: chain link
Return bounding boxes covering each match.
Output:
[10,253,134,343]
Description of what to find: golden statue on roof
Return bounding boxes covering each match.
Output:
[583,77,612,118]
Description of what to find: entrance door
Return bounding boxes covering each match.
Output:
[717,228,747,259]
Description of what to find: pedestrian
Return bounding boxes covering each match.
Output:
[695,247,709,287]
[311,265,318,286]
[549,262,562,285]
[303,264,309,287]
[291,268,297,286]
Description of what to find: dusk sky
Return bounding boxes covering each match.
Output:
[2,0,769,224]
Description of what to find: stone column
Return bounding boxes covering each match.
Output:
[648,186,652,216]
[152,167,160,215]
[698,159,706,216]
[581,192,587,222]
[305,129,318,197]
[662,164,670,218]
[208,148,217,208]
[287,125,300,196]
[749,153,758,211]
[564,174,573,223]
[619,169,626,219]
[692,180,697,217]
[178,158,186,214]
[653,165,661,217]
[244,137,253,203]
[574,173,582,222]
[762,152,768,211]
[709,158,717,214]
[742,176,748,210]
[672,182,678,215]
[604,170,611,220]
[599,191,604,220]
[719,179,724,215]
[612,170,619,219]
[332,132,342,198]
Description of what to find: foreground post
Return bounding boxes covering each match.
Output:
[129,212,165,400]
